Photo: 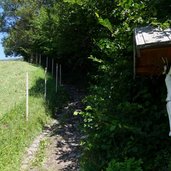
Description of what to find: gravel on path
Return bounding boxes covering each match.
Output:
[20,84,85,171]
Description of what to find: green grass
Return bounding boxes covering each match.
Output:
[31,138,48,167]
[0,61,44,116]
[0,97,49,171]
[0,61,68,171]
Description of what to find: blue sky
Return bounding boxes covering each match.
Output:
[0,7,6,59]
[0,7,22,59]
[0,34,6,59]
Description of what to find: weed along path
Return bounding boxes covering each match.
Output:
[20,84,85,171]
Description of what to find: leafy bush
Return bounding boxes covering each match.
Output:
[79,0,171,171]
[106,158,143,171]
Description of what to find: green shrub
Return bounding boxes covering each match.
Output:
[106,158,143,171]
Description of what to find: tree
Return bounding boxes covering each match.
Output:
[1,1,171,170]
[78,0,171,170]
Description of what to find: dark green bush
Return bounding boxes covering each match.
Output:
[106,158,143,171]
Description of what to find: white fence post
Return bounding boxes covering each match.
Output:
[56,64,58,93]
[26,72,29,121]
[44,67,47,99]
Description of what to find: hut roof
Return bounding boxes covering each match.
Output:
[135,26,171,48]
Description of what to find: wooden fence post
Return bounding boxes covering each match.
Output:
[59,64,62,86]
[26,72,29,121]
[56,64,58,93]
[46,57,48,70]
[39,54,41,65]
[44,67,47,99]
[52,58,54,76]
[36,53,38,64]
[30,53,33,63]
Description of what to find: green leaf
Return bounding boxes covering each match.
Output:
[95,12,113,33]
[73,111,79,116]
[98,18,113,33]
[88,55,103,63]
[110,125,116,132]
[85,105,93,111]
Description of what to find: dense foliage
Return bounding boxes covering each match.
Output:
[1,0,171,170]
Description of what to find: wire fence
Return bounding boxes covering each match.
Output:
[0,58,62,121]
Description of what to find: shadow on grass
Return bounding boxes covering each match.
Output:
[29,76,69,118]
[30,75,84,170]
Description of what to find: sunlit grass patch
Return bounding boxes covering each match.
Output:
[0,97,50,171]
[0,61,53,171]
[0,61,68,171]
[0,61,44,116]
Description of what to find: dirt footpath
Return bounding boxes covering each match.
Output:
[20,85,85,171]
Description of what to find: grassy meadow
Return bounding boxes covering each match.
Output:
[0,61,44,116]
[0,61,66,171]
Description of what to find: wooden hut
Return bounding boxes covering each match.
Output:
[134,26,171,76]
